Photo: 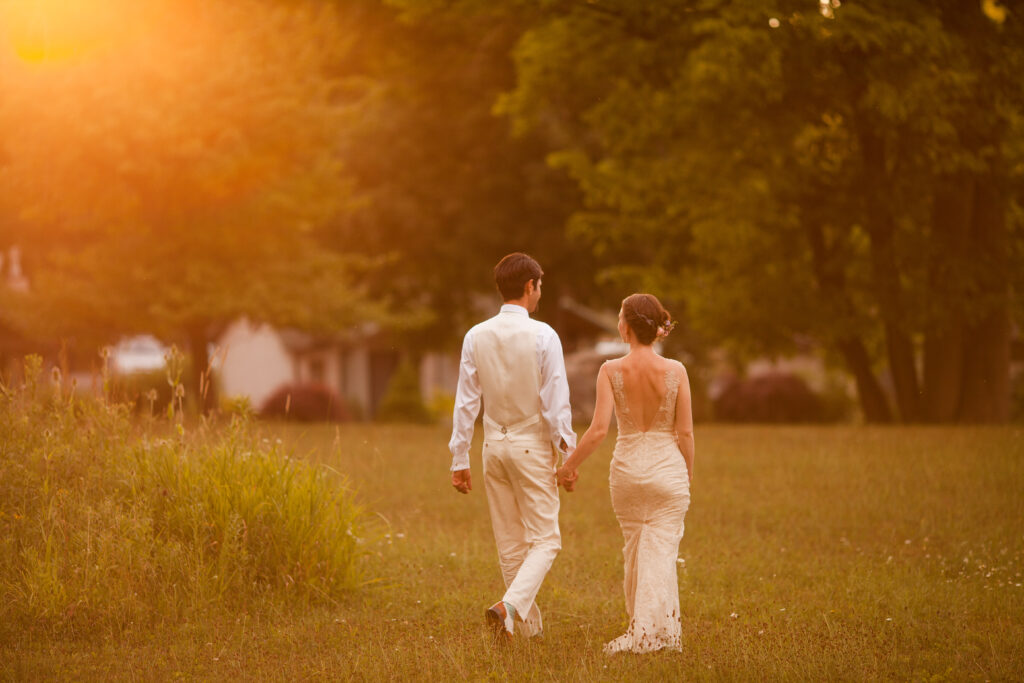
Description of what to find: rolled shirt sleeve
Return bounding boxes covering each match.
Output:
[538,327,576,456]
[448,329,481,471]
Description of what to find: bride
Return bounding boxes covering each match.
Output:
[557,293,695,654]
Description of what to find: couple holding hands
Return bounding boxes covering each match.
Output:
[449,252,695,654]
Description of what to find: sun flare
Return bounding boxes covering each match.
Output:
[0,0,146,64]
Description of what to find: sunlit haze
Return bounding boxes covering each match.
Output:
[0,0,156,64]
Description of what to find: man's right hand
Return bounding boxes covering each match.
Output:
[451,468,472,494]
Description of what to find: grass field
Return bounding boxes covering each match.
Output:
[3,421,1024,681]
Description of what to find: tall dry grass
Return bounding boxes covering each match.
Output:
[0,356,365,643]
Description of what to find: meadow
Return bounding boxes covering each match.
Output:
[2,394,1023,680]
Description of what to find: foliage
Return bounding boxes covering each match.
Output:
[713,372,824,423]
[259,382,350,422]
[426,389,456,423]
[375,358,431,423]
[498,0,1024,423]
[105,346,192,417]
[0,0,390,407]
[322,0,607,351]
[0,356,365,640]
[1011,370,1024,423]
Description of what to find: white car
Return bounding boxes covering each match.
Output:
[108,335,168,374]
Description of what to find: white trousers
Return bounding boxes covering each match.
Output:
[482,425,561,638]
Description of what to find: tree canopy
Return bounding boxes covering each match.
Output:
[0,0,386,405]
[0,0,1019,422]
[497,0,1023,422]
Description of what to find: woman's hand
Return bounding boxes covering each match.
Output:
[556,466,578,492]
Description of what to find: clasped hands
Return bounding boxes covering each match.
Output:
[556,464,578,492]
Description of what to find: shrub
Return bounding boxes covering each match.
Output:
[259,382,349,422]
[1012,369,1024,423]
[108,368,175,415]
[713,372,825,423]
[375,359,431,423]
[0,356,365,640]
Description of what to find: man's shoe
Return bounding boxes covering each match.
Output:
[485,601,515,643]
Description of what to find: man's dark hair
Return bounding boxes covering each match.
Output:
[494,252,543,301]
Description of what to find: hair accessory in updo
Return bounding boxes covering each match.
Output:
[622,293,673,346]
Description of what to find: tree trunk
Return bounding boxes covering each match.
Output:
[922,174,972,421]
[804,217,892,423]
[957,175,1011,422]
[187,322,215,415]
[837,337,893,423]
[857,124,921,422]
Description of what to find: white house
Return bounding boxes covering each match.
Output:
[214,318,458,418]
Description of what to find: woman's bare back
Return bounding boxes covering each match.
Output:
[608,354,680,433]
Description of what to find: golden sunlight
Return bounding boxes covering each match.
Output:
[0,0,150,64]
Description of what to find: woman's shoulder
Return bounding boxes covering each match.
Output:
[658,357,687,378]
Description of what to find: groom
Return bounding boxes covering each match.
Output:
[449,252,577,642]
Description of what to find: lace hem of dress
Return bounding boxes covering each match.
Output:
[602,620,682,655]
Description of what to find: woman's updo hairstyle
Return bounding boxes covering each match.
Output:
[622,293,674,346]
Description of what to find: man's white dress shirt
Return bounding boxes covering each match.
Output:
[449,304,576,471]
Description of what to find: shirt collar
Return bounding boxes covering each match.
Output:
[500,304,530,316]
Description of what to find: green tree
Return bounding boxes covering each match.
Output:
[498,0,1023,422]
[322,0,608,354]
[375,357,431,423]
[0,0,386,409]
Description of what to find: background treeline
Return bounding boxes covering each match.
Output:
[0,0,1020,422]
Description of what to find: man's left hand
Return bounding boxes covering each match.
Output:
[452,468,472,494]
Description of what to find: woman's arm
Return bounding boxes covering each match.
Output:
[557,364,615,481]
[674,363,695,482]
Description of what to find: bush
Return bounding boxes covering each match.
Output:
[1012,369,1024,423]
[375,359,431,423]
[0,356,365,639]
[713,372,825,423]
[108,368,175,415]
[259,382,349,422]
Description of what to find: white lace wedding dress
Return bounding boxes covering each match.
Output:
[604,362,691,654]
